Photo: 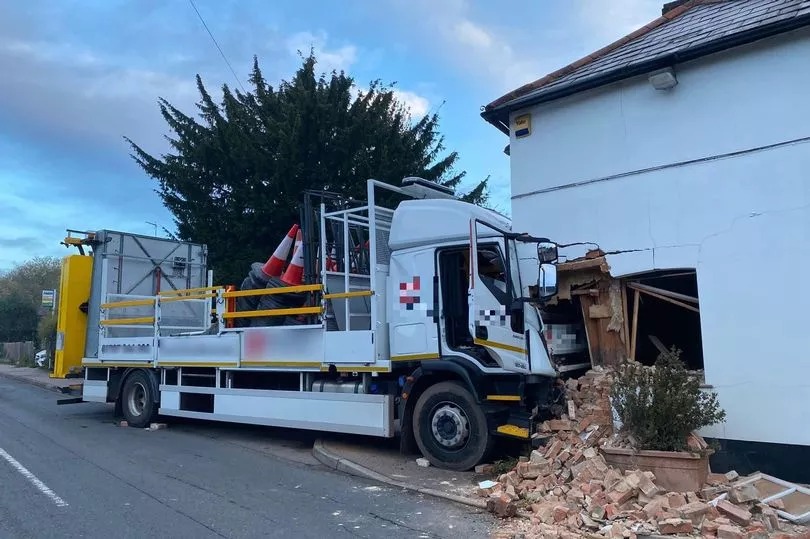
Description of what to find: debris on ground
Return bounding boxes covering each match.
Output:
[481,368,810,538]
[116,420,128,427]
[148,422,167,431]
[416,457,431,468]
[477,463,496,474]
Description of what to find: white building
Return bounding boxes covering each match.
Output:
[482,0,810,481]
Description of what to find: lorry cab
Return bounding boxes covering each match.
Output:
[386,190,559,379]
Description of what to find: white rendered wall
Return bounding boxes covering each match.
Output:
[508,28,810,446]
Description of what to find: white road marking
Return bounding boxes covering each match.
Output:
[0,447,69,507]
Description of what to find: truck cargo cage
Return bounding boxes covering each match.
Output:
[85,180,408,368]
[87,231,210,363]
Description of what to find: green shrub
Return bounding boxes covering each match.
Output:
[492,457,518,476]
[610,347,726,452]
[37,313,58,367]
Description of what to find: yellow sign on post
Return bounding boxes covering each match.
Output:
[52,255,93,379]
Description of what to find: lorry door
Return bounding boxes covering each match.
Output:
[388,248,441,361]
[468,220,530,373]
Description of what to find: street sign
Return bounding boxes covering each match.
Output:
[41,289,56,311]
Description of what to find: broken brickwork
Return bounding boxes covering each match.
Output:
[482,368,810,538]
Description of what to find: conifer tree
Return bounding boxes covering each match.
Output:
[127,53,488,284]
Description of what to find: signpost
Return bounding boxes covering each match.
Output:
[41,289,56,313]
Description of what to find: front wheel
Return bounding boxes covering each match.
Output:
[412,381,494,471]
[120,370,157,428]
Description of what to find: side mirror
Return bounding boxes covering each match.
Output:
[538,263,558,299]
[537,241,558,263]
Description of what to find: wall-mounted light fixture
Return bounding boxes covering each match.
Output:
[648,67,678,90]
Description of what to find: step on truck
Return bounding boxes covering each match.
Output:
[73,177,562,470]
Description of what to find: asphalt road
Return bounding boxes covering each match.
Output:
[0,377,493,539]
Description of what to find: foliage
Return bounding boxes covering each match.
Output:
[125,52,489,284]
[610,347,726,452]
[492,457,518,476]
[38,313,58,367]
[0,257,61,345]
[0,291,40,343]
[0,257,61,305]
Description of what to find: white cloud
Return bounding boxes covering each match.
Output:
[386,0,549,94]
[82,68,196,100]
[453,20,494,49]
[0,37,197,156]
[286,31,358,73]
[386,0,663,96]
[347,84,431,120]
[577,0,663,43]
[391,89,430,117]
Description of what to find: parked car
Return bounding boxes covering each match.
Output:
[35,350,47,367]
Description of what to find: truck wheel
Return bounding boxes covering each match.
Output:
[121,370,157,428]
[412,381,494,471]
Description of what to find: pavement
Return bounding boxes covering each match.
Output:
[0,375,494,538]
[0,363,81,393]
[313,436,491,510]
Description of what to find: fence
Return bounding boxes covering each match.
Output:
[1,341,36,365]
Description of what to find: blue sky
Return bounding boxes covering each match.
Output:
[0,0,663,270]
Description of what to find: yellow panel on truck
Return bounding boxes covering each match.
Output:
[52,254,93,378]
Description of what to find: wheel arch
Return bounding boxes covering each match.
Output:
[398,356,486,455]
[111,367,160,404]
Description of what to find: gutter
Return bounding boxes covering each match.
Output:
[481,14,810,135]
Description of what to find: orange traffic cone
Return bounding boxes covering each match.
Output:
[326,245,338,272]
[261,224,299,278]
[280,230,305,286]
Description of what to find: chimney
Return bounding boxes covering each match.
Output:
[662,0,691,15]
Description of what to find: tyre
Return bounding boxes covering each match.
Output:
[412,381,494,471]
[120,370,157,428]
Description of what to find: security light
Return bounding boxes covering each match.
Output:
[648,67,678,90]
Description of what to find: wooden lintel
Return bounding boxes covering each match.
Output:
[629,285,700,313]
[627,282,699,304]
[557,257,610,274]
[571,288,599,296]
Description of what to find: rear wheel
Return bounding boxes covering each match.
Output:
[412,381,494,471]
[121,370,157,428]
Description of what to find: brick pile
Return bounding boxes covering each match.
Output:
[481,368,810,538]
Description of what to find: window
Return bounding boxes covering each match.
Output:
[477,246,511,307]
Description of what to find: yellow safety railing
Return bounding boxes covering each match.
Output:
[222,283,323,298]
[101,288,216,330]
[100,317,155,326]
[222,306,324,320]
[101,298,155,309]
[99,283,376,326]
[101,293,216,309]
[160,292,218,303]
[323,290,374,300]
[160,286,221,297]
[221,284,324,320]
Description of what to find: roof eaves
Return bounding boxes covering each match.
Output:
[482,1,810,134]
[483,0,702,111]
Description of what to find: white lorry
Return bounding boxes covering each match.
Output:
[74,177,562,470]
